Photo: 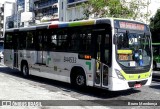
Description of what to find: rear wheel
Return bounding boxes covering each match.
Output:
[21,63,29,77]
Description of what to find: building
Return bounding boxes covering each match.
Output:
[33,0,87,23]
[34,0,59,23]
[4,0,160,27]
[5,0,87,26]
[4,2,16,29]
[66,0,87,21]
[0,3,4,38]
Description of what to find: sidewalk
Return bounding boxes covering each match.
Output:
[0,65,110,109]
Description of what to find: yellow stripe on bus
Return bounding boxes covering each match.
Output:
[120,70,151,81]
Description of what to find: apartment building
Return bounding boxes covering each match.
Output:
[33,0,87,22]
[34,0,59,23]
[66,0,87,21]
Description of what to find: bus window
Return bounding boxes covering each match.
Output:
[5,33,13,49]
[19,32,26,49]
[70,27,92,53]
[26,31,34,50]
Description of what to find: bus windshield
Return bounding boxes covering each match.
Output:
[116,30,151,67]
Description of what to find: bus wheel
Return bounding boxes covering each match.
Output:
[21,63,29,77]
[72,69,86,88]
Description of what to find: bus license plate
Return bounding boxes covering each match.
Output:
[134,84,142,88]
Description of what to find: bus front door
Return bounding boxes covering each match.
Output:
[94,32,109,88]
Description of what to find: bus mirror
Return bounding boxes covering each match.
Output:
[114,34,118,44]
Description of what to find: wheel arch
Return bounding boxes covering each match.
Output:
[21,60,29,73]
[70,66,87,85]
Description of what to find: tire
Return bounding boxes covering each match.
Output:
[21,63,29,77]
[71,69,86,88]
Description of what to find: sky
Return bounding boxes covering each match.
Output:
[149,0,160,16]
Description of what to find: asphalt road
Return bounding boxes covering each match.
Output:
[0,60,160,109]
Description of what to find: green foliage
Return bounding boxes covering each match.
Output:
[82,0,150,21]
[150,9,160,31]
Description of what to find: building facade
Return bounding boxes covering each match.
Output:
[4,0,160,28]
[66,0,87,21]
[33,0,87,22]
[34,0,59,23]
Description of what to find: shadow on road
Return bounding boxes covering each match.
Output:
[0,65,140,99]
[150,85,160,90]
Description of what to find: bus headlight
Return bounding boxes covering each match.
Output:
[115,69,125,80]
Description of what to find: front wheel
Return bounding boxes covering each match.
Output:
[21,63,29,77]
[71,70,86,88]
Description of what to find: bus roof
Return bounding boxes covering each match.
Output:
[5,18,147,32]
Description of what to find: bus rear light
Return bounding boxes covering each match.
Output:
[115,69,125,80]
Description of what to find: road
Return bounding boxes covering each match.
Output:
[0,60,160,109]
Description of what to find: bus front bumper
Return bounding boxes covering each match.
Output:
[109,76,152,91]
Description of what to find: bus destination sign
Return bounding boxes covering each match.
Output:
[119,22,145,31]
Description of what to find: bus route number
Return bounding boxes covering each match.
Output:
[64,57,76,63]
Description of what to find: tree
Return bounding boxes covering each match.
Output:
[149,9,160,43]
[150,9,160,31]
[82,0,151,22]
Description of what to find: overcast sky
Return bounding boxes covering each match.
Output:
[149,0,160,16]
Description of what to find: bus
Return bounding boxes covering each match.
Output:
[152,43,160,70]
[0,38,4,59]
[4,18,152,91]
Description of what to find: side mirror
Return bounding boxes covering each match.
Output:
[113,34,118,44]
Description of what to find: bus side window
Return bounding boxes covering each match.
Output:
[26,31,34,50]
[5,33,13,49]
[56,29,68,51]
[19,32,26,49]
[37,31,43,51]
[50,34,57,51]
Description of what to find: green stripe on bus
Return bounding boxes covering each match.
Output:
[120,70,151,80]
[86,62,91,70]
[47,57,51,64]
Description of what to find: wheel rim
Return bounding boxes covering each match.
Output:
[23,65,28,76]
[76,75,85,86]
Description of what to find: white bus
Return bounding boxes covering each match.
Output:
[4,18,152,91]
[0,38,4,59]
